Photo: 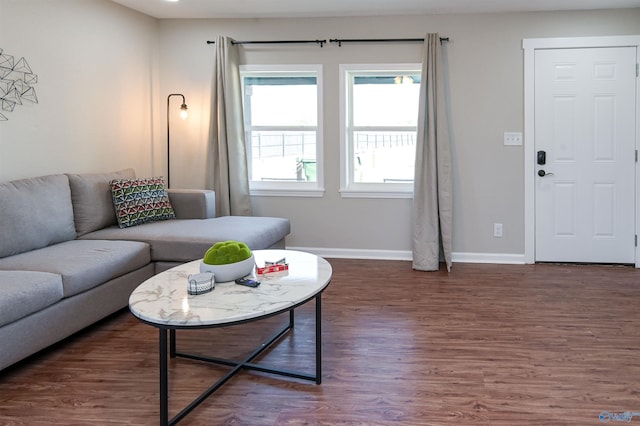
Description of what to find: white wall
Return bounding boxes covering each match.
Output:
[0,0,159,181]
[157,9,640,259]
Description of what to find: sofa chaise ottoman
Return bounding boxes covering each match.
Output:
[0,169,290,371]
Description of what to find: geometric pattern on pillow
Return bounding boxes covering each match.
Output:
[110,177,175,228]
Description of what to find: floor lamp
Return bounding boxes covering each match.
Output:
[166,93,188,188]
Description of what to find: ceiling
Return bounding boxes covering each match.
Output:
[110,0,640,19]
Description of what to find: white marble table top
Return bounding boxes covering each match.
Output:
[129,250,332,327]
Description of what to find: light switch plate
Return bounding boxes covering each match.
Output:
[504,132,523,146]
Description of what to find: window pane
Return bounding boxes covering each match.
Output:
[246,82,316,127]
[341,65,420,194]
[249,131,316,182]
[352,76,420,127]
[241,69,320,187]
[353,131,416,183]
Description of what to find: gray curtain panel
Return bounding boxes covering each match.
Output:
[412,33,453,272]
[208,35,252,217]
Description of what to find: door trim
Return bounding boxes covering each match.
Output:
[523,36,640,267]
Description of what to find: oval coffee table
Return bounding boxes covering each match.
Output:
[129,249,332,426]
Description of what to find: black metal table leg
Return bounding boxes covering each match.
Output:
[159,328,169,426]
[170,329,176,358]
[157,292,325,425]
[315,294,322,384]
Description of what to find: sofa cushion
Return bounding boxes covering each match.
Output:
[80,216,291,262]
[67,168,136,236]
[0,271,64,327]
[0,240,151,298]
[0,174,76,258]
[110,177,175,228]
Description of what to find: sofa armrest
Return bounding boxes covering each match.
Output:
[167,189,216,219]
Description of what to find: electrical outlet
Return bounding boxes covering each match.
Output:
[504,132,523,146]
[493,223,503,238]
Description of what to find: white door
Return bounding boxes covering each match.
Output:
[535,47,637,263]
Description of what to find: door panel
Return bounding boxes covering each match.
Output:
[535,47,637,263]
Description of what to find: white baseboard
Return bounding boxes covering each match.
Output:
[286,246,526,265]
[452,252,526,264]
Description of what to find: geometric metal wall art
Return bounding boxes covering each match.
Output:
[0,48,39,121]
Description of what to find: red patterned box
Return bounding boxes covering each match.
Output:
[256,263,289,275]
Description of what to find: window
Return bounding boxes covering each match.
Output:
[340,64,421,198]
[240,65,323,196]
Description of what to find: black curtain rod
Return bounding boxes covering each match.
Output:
[205,37,450,48]
[329,37,449,47]
[206,39,328,47]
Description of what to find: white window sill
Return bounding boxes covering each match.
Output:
[339,188,413,199]
[250,187,325,198]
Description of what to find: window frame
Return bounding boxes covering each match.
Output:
[240,64,324,197]
[339,63,421,199]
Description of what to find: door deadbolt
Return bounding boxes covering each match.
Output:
[537,150,546,165]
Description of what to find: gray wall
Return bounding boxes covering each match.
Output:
[1,1,639,261]
[0,0,158,180]
[157,10,640,259]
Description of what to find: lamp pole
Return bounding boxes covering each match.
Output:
[166,93,188,189]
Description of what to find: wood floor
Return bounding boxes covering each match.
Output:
[1,259,639,425]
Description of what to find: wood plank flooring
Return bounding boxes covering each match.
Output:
[1,259,639,425]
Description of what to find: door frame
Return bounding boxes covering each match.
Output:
[523,35,640,267]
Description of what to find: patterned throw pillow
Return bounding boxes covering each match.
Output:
[110,177,175,228]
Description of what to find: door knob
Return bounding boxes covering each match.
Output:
[538,170,554,177]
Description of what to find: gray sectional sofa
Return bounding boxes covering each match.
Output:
[0,169,290,371]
